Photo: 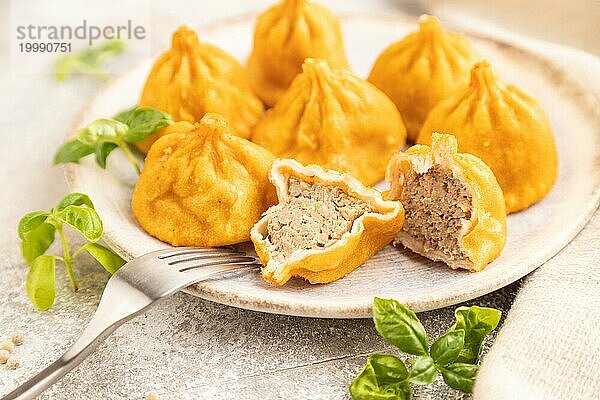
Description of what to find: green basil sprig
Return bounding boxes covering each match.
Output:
[54,107,172,174]
[54,39,125,82]
[18,193,126,310]
[350,298,501,399]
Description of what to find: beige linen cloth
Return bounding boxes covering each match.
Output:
[459,29,600,400]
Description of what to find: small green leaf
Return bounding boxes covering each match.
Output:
[408,356,437,385]
[373,298,429,356]
[53,139,95,164]
[18,211,49,239]
[54,39,125,82]
[79,39,125,65]
[21,222,56,264]
[94,142,119,168]
[76,118,129,145]
[57,205,103,242]
[114,107,172,143]
[367,354,409,386]
[450,306,502,363]
[350,354,412,400]
[57,193,94,211]
[81,243,125,274]
[431,330,465,367]
[441,363,478,393]
[26,255,56,311]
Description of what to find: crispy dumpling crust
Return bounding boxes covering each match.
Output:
[251,159,405,285]
[368,15,479,142]
[132,113,276,246]
[251,58,407,186]
[137,26,263,153]
[247,0,348,106]
[417,61,559,213]
[386,133,507,272]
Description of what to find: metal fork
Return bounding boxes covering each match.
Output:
[3,247,262,400]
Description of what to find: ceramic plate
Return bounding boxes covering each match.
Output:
[64,14,600,318]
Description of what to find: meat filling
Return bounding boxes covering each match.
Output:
[266,178,374,260]
[401,165,472,260]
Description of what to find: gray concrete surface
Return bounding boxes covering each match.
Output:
[0,1,597,399]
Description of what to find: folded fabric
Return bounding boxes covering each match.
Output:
[473,212,600,399]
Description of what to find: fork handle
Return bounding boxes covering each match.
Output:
[2,292,156,400]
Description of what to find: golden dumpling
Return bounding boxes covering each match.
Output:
[417,61,559,213]
[138,26,263,153]
[247,0,348,106]
[251,58,407,185]
[386,133,506,271]
[251,159,405,285]
[369,15,479,142]
[132,113,276,246]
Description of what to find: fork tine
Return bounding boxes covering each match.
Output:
[201,266,262,282]
[154,247,238,259]
[179,257,262,272]
[167,251,247,265]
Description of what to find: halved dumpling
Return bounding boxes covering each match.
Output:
[251,159,405,285]
[386,133,507,271]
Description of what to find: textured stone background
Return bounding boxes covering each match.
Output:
[0,1,598,399]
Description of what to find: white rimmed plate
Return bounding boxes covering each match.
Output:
[65,14,600,318]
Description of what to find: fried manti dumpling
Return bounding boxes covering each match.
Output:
[247,0,349,106]
[368,15,479,142]
[132,113,276,246]
[137,26,263,153]
[251,159,405,285]
[251,58,407,186]
[135,121,195,155]
[386,133,506,272]
[417,61,559,213]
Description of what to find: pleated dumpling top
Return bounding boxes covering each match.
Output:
[247,0,349,106]
[138,26,263,152]
[369,15,479,142]
[252,58,407,185]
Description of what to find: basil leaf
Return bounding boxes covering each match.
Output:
[408,356,437,385]
[53,139,95,164]
[373,298,429,356]
[431,329,465,367]
[57,193,95,211]
[21,222,56,264]
[440,363,478,393]
[57,205,103,242]
[81,243,125,274]
[18,211,49,240]
[77,118,128,145]
[54,39,125,82]
[450,306,502,363]
[94,142,119,169]
[79,39,125,65]
[114,107,172,143]
[26,255,56,311]
[350,354,412,400]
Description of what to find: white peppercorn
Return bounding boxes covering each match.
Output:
[0,340,14,353]
[146,391,159,400]
[0,349,9,364]
[11,331,24,346]
[6,355,20,370]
